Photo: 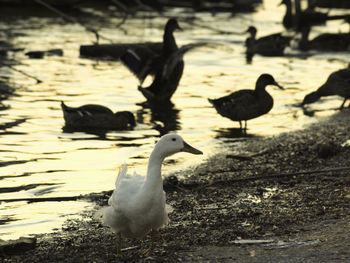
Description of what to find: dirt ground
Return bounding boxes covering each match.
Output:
[2,109,350,262]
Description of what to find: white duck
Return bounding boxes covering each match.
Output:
[103,134,203,255]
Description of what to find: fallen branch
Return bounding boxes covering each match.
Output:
[192,166,350,189]
[0,196,81,203]
[2,64,42,83]
[231,166,350,182]
[226,149,270,161]
[34,0,119,43]
[0,118,26,130]
[121,245,139,252]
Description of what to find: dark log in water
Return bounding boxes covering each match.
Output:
[79,42,162,60]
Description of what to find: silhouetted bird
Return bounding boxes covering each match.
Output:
[280,0,294,30]
[299,26,350,51]
[61,102,135,130]
[121,18,182,81]
[208,74,284,134]
[122,19,202,102]
[245,26,292,59]
[301,65,350,109]
[280,0,350,31]
[309,0,350,9]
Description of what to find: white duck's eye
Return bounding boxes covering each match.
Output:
[172,138,176,141]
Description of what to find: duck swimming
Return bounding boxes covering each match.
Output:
[245,26,291,60]
[301,65,350,109]
[103,134,202,255]
[208,74,284,134]
[298,26,350,52]
[61,101,135,130]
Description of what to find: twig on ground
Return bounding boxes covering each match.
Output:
[193,166,350,189]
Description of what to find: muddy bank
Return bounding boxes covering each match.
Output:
[2,109,350,262]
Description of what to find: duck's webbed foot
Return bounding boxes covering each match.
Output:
[143,229,158,256]
[115,233,124,258]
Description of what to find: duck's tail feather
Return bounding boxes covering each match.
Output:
[60,101,91,117]
[115,164,128,188]
[61,101,68,111]
[208,98,215,105]
[61,101,82,115]
[93,206,108,224]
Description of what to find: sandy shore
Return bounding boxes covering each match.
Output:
[2,109,350,262]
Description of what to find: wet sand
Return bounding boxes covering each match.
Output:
[2,108,350,262]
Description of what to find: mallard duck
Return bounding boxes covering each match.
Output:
[121,18,183,102]
[245,26,292,57]
[103,133,202,255]
[299,26,350,51]
[137,42,205,102]
[121,18,203,102]
[301,65,350,109]
[208,74,284,134]
[61,101,135,130]
[121,18,184,100]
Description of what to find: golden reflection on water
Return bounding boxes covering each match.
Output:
[1,0,350,240]
[0,200,91,238]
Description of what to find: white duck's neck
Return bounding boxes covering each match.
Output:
[143,149,166,191]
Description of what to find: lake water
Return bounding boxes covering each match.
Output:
[1,0,349,240]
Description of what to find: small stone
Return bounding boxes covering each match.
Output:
[317,142,339,158]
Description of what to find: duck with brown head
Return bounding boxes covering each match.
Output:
[208,74,284,135]
[245,26,292,61]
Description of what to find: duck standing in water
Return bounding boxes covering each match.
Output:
[301,65,350,109]
[103,134,202,255]
[61,101,135,130]
[122,18,199,102]
[208,74,284,134]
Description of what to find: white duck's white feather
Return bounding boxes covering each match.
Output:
[103,134,202,239]
[104,164,167,238]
